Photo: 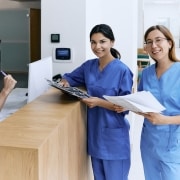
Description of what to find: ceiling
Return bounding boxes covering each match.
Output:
[10,0,40,1]
[144,0,180,4]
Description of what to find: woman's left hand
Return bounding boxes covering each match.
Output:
[138,112,167,125]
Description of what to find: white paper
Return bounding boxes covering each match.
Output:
[103,91,166,113]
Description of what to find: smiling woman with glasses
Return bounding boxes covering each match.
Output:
[137,25,180,180]
[144,25,179,62]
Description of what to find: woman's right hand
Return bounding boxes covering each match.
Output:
[59,78,70,87]
[3,75,17,95]
[113,104,126,113]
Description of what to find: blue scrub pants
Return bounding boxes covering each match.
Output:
[91,157,130,180]
[141,150,180,180]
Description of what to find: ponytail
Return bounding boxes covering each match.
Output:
[111,48,121,59]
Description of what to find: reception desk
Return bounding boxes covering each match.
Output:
[0,88,93,180]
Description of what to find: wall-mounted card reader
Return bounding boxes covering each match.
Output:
[53,48,72,63]
[56,48,71,60]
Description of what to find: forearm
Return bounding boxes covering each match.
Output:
[97,98,115,111]
[0,89,9,110]
[82,97,115,111]
[82,97,126,113]
[165,115,180,125]
[142,112,180,125]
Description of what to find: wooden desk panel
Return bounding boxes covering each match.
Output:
[0,88,93,180]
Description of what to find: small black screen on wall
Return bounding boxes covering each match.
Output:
[55,48,71,60]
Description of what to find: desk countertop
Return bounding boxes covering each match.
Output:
[0,88,82,148]
[0,87,92,180]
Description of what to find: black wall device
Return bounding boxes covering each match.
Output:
[55,48,71,60]
[51,34,60,43]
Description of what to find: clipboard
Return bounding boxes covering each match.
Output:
[46,79,90,99]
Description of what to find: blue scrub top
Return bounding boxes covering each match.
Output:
[138,62,180,162]
[63,58,133,160]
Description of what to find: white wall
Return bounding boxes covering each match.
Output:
[138,0,144,48]
[2,1,180,71]
[100,1,138,75]
[41,0,86,76]
[143,2,180,58]
[41,0,138,76]
[85,0,103,60]
[0,0,138,76]
[144,3,180,32]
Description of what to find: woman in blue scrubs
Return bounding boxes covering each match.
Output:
[138,25,180,180]
[60,24,133,180]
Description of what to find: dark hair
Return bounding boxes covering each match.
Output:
[144,25,180,62]
[90,24,121,59]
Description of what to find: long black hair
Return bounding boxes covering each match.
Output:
[90,24,121,59]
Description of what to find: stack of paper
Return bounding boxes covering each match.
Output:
[103,91,166,113]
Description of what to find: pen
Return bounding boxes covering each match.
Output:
[0,70,7,76]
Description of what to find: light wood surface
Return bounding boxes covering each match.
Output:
[0,88,93,180]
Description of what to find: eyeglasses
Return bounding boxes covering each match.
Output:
[144,37,168,47]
